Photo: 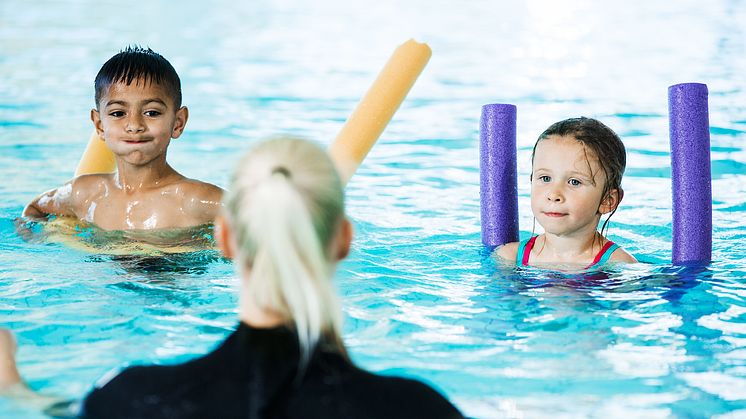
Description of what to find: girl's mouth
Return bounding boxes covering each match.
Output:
[543,212,567,217]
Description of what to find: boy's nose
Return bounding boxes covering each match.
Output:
[126,115,145,133]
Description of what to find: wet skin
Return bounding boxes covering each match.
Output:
[23,79,224,230]
[496,135,637,266]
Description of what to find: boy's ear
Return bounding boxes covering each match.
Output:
[599,188,622,214]
[214,215,235,260]
[171,106,189,139]
[90,109,104,138]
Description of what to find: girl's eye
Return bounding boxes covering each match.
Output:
[144,110,161,117]
[109,111,125,117]
[539,175,551,183]
[569,179,581,186]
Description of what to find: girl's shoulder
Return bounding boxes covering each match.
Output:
[608,245,638,263]
[494,241,521,262]
[599,235,637,263]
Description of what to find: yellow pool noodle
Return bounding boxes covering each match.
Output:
[74,39,431,183]
[329,39,432,185]
[75,131,116,176]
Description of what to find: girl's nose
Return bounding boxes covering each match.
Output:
[546,189,564,203]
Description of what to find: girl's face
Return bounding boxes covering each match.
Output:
[531,135,616,238]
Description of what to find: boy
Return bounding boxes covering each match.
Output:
[23,46,223,230]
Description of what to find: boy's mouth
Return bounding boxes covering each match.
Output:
[123,139,152,144]
[543,212,567,217]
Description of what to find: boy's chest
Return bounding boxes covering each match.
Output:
[87,190,191,230]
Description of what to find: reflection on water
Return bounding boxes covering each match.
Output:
[109,251,222,276]
[446,261,740,416]
[16,216,217,256]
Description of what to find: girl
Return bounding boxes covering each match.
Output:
[496,117,637,268]
[1,137,464,419]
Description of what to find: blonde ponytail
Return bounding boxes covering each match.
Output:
[224,137,345,363]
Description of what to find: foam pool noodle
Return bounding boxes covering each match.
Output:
[329,39,432,186]
[75,40,431,183]
[668,82,712,265]
[75,131,116,176]
[480,104,518,249]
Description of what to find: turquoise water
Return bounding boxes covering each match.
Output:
[1,0,745,417]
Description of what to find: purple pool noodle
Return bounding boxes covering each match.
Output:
[480,104,518,248]
[668,83,712,264]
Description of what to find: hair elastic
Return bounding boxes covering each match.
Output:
[271,166,292,178]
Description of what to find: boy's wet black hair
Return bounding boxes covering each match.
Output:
[531,117,627,237]
[94,46,182,109]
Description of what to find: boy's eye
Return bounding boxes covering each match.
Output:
[569,179,582,186]
[144,110,161,117]
[539,175,551,183]
[109,111,125,117]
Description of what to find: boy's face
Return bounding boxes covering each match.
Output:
[91,79,187,167]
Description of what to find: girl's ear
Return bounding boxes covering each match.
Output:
[599,188,622,214]
[214,215,234,260]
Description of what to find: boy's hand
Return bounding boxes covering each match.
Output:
[14,218,45,243]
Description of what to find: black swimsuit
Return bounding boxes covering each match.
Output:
[80,323,464,419]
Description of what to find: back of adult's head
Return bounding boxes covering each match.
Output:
[222,136,346,363]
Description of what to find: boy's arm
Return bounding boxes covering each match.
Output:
[22,182,78,220]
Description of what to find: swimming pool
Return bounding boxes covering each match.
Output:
[1,0,745,417]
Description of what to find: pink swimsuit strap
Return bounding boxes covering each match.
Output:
[521,236,538,266]
[519,236,618,269]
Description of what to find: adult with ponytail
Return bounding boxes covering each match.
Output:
[1,137,464,419]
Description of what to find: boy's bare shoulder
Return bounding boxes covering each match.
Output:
[177,178,224,201]
[68,173,116,204]
[494,241,520,262]
[173,178,224,222]
[70,173,114,188]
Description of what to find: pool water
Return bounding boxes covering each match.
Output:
[1,0,745,417]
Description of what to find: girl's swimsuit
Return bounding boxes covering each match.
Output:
[515,236,619,269]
